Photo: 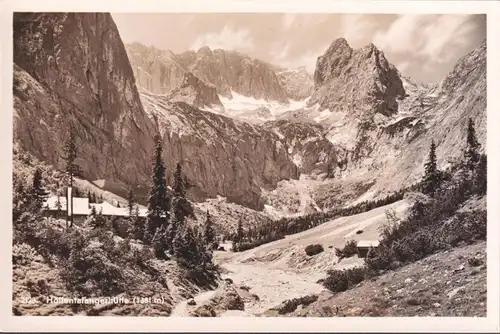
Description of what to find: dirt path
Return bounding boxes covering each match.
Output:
[221,263,325,314]
[170,289,218,317]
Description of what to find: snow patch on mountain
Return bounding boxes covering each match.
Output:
[202,91,310,123]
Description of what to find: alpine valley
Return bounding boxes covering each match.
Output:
[12,12,487,318]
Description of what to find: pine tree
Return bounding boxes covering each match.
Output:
[204,210,216,250]
[90,205,97,217]
[173,224,200,268]
[464,118,481,171]
[173,163,186,198]
[146,135,169,245]
[87,189,92,202]
[232,219,244,250]
[93,208,105,229]
[55,195,62,213]
[127,187,135,217]
[169,163,193,248]
[31,168,48,209]
[473,154,487,195]
[422,140,440,196]
[61,126,80,228]
[152,227,168,260]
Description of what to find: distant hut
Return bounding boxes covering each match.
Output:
[356,240,380,258]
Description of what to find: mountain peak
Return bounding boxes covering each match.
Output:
[197,45,213,56]
[310,37,405,118]
[330,37,351,50]
[169,71,222,109]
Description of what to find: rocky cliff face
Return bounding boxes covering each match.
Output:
[126,42,187,94]
[139,90,299,209]
[310,38,406,118]
[276,67,314,100]
[167,71,223,110]
[321,39,487,201]
[13,13,156,196]
[262,120,340,177]
[126,43,292,102]
[12,13,303,209]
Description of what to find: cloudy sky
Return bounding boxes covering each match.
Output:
[112,13,486,83]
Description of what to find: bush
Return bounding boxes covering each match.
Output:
[334,240,358,259]
[12,243,38,266]
[273,294,318,314]
[322,267,372,293]
[61,243,127,296]
[438,210,486,247]
[305,244,324,256]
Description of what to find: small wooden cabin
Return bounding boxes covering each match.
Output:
[356,240,380,258]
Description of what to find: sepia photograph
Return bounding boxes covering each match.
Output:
[4,0,499,332]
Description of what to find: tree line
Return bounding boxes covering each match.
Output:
[229,187,412,252]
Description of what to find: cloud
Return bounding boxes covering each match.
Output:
[419,15,478,63]
[339,14,378,47]
[395,61,411,75]
[270,41,291,62]
[282,14,296,31]
[275,48,327,74]
[189,25,254,52]
[373,14,480,64]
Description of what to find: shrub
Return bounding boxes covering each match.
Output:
[322,267,371,293]
[12,243,38,266]
[334,240,358,259]
[61,243,127,296]
[273,294,319,314]
[305,244,324,256]
[438,210,486,247]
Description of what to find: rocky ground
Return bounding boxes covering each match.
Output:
[11,220,217,316]
[169,240,486,318]
[266,241,487,317]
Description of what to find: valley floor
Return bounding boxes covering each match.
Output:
[171,199,411,316]
[171,198,486,318]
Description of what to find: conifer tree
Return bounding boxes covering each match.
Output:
[152,227,168,260]
[422,140,440,196]
[93,207,105,229]
[464,118,481,171]
[31,168,48,209]
[127,187,135,217]
[173,224,199,267]
[204,210,216,250]
[53,194,62,218]
[169,163,193,247]
[61,127,80,228]
[146,135,169,244]
[232,219,244,250]
[473,154,487,195]
[90,205,97,217]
